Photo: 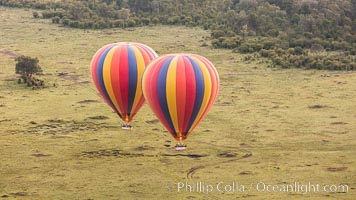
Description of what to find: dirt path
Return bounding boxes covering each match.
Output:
[0,50,16,57]
[185,141,253,180]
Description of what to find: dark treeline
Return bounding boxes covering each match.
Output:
[1,0,355,70]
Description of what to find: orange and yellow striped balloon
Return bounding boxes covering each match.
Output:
[142,54,219,142]
[91,42,158,123]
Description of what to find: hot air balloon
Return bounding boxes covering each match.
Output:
[142,54,219,149]
[91,42,158,129]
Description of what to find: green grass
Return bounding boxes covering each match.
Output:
[1,7,355,199]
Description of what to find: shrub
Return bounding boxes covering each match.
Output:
[113,19,124,27]
[33,11,39,18]
[167,16,180,25]
[52,16,60,24]
[260,49,269,57]
[151,17,159,25]
[211,30,225,39]
[42,10,63,19]
[310,44,324,53]
[238,43,254,53]
[69,21,79,28]
[294,46,304,55]
[83,21,94,29]
[127,19,136,27]
[62,18,70,26]
[183,16,192,25]
[33,2,47,9]
[141,17,150,25]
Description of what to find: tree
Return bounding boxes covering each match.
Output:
[68,1,91,20]
[241,24,248,39]
[118,8,131,27]
[15,55,42,84]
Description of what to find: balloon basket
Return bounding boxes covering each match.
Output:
[175,143,187,151]
[121,123,132,130]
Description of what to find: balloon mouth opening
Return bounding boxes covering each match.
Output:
[125,116,129,122]
[174,136,186,142]
[123,115,131,123]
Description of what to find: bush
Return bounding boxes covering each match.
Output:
[238,43,254,53]
[33,2,47,9]
[221,38,236,49]
[183,16,192,25]
[113,19,124,27]
[33,11,39,18]
[52,16,60,24]
[261,38,278,50]
[260,49,269,57]
[310,44,324,53]
[294,46,304,55]
[151,17,159,25]
[62,18,70,26]
[69,21,79,28]
[93,20,108,29]
[167,16,180,25]
[140,17,150,25]
[82,21,94,29]
[211,30,225,39]
[42,10,63,19]
[127,19,136,27]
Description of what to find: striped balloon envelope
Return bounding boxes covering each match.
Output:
[142,54,219,147]
[91,42,158,128]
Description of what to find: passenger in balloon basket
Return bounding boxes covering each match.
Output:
[175,143,187,151]
[175,136,187,151]
[121,116,132,130]
[121,123,132,130]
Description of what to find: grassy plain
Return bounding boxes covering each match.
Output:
[0,7,355,200]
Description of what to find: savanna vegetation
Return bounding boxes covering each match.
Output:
[0,5,355,200]
[15,55,45,88]
[0,0,355,70]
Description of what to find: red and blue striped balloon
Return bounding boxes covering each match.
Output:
[91,42,158,124]
[142,54,219,142]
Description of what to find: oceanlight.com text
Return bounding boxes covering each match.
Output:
[177,181,349,194]
[255,182,349,193]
